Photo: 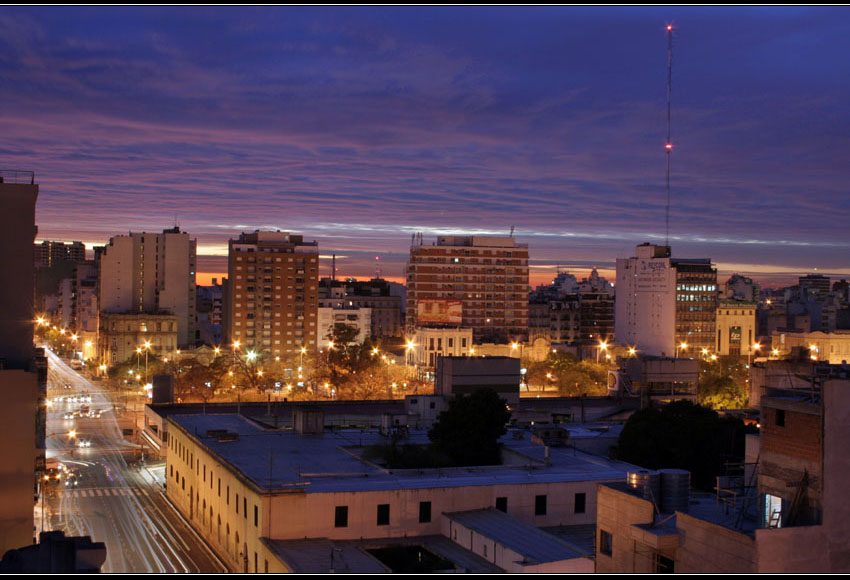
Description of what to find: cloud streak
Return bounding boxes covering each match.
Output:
[1,7,847,287]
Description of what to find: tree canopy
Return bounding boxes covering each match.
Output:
[616,400,748,490]
[428,388,512,466]
[698,356,749,409]
[524,351,609,396]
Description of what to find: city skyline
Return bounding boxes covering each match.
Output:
[4,6,849,287]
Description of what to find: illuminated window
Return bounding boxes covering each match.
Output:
[764,494,783,528]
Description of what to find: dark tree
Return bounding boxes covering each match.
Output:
[616,400,747,490]
[428,389,512,466]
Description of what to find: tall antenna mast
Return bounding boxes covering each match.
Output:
[665,23,674,247]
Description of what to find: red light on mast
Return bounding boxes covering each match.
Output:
[665,143,673,150]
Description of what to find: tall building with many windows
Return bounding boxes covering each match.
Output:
[615,244,716,357]
[222,231,319,358]
[672,258,717,353]
[99,227,197,347]
[406,235,528,343]
[33,240,86,268]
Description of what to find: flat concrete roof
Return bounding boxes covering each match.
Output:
[446,508,591,564]
[168,413,637,495]
[262,534,500,574]
[602,482,760,536]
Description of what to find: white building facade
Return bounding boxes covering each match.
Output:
[615,244,677,357]
[99,227,197,347]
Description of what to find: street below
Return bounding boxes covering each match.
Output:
[41,348,225,573]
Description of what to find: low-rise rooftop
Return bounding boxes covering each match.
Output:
[169,413,636,495]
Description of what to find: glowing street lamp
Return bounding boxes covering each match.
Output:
[142,340,152,382]
[628,347,637,357]
[676,342,688,358]
[597,341,608,364]
[748,342,761,366]
[405,339,416,367]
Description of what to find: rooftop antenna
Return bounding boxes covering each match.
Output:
[665,23,674,247]
[510,225,515,238]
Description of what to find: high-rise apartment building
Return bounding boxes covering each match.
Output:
[406,235,528,343]
[615,244,716,357]
[222,231,319,358]
[0,170,43,554]
[672,258,717,352]
[99,227,197,347]
[34,240,86,268]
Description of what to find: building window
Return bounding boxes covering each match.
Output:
[776,409,785,427]
[244,497,247,519]
[600,530,613,556]
[419,501,431,523]
[657,553,675,573]
[495,497,507,513]
[575,492,586,514]
[377,504,390,526]
[254,505,258,527]
[764,494,783,528]
[335,506,348,528]
[236,494,239,514]
[535,495,547,516]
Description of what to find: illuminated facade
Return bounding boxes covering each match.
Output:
[615,244,716,357]
[223,231,319,359]
[615,244,677,357]
[406,236,528,343]
[97,312,178,366]
[716,301,757,356]
[672,258,717,353]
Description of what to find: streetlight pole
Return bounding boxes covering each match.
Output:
[145,341,152,380]
[748,343,761,367]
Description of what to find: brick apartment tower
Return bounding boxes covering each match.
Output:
[406,235,529,343]
[223,231,319,358]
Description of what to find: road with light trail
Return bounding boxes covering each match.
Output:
[43,349,225,573]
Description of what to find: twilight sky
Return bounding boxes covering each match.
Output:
[3,6,849,288]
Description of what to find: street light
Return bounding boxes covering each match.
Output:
[142,341,152,383]
[405,339,416,368]
[676,342,688,358]
[597,341,608,364]
[748,342,761,367]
